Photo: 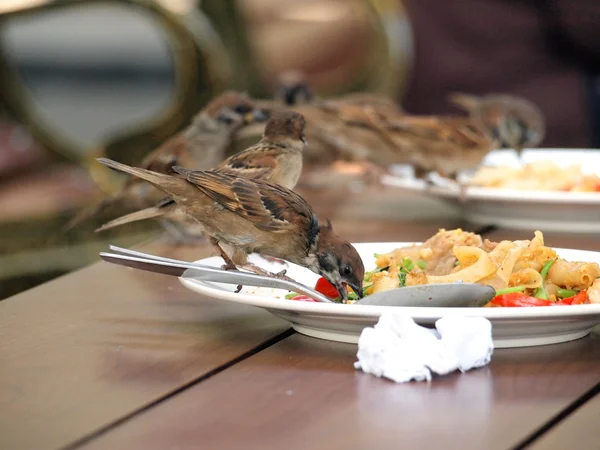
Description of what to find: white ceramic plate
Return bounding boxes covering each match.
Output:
[382,149,600,233]
[179,242,600,348]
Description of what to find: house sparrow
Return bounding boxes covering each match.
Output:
[448,92,545,156]
[94,111,307,236]
[254,80,404,185]
[382,115,496,179]
[65,91,266,231]
[96,157,365,301]
[276,70,403,118]
[380,115,497,201]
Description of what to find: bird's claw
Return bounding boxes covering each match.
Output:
[273,269,293,281]
[220,263,238,271]
[360,162,388,188]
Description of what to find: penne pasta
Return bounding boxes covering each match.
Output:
[547,260,600,290]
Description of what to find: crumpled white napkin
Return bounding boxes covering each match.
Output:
[354,312,494,383]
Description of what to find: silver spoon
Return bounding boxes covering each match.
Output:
[101,246,496,308]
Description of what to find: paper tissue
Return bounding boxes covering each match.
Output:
[354,312,494,383]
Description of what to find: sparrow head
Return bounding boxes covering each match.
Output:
[277,70,313,106]
[494,112,545,152]
[461,93,545,152]
[196,91,262,130]
[262,111,307,148]
[314,219,365,302]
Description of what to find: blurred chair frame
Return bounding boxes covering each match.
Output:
[0,0,410,299]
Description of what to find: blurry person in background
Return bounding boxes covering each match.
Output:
[400,0,600,148]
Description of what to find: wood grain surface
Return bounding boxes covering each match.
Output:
[0,241,290,450]
[529,391,600,450]
[80,329,600,450]
[0,218,461,450]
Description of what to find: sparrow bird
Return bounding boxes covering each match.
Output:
[94,111,307,234]
[448,92,545,157]
[381,115,496,180]
[275,70,403,117]
[96,157,365,301]
[256,78,404,184]
[65,91,265,231]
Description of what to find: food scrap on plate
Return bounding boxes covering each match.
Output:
[468,161,600,192]
[286,228,600,306]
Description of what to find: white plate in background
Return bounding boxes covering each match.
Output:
[382,149,600,233]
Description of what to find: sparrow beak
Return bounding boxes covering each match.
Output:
[349,281,364,299]
[335,282,348,302]
[250,108,270,123]
[243,112,255,124]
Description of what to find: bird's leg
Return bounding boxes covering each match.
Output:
[360,161,389,188]
[210,238,238,271]
[239,263,294,282]
[415,168,437,193]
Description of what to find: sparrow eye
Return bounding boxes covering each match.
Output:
[234,104,251,114]
[341,264,353,278]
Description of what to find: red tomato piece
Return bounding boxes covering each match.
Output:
[314,277,339,298]
[556,290,587,305]
[289,295,318,302]
[490,293,554,307]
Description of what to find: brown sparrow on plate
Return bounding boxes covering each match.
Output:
[65,91,266,232]
[96,157,365,301]
[448,92,545,157]
[95,111,307,238]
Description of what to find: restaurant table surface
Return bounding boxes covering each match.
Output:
[1,198,600,450]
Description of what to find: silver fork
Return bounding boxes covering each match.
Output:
[100,246,334,303]
[100,246,497,308]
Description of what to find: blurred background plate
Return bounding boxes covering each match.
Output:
[383,149,600,233]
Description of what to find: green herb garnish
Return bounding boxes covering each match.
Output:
[402,257,414,272]
[533,259,556,300]
[398,272,407,287]
[416,260,427,270]
[285,292,300,299]
[496,285,527,295]
[557,288,579,299]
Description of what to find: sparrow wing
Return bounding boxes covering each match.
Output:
[387,116,489,147]
[173,168,315,233]
[214,143,279,181]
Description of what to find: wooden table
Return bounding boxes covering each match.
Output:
[1,200,599,450]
